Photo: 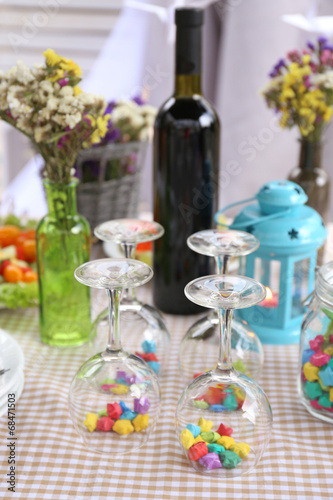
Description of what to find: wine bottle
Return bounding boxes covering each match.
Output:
[153,7,220,315]
[288,139,330,266]
[288,139,330,224]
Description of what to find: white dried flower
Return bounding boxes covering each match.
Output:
[52,113,67,127]
[138,129,149,141]
[40,107,51,121]
[16,61,34,85]
[5,65,18,82]
[47,98,60,111]
[64,111,81,129]
[261,75,284,95]
[128,113,145,129]
[111,106,130,123]
[313,71,333,89]
[40,80,54,93]
[140,104,157,116]
[16,115,33,134]
[117,100,138,111]
[0,95,7,110]
[77,92,97,106]
[34,123,51,143]
[59,86,74,97]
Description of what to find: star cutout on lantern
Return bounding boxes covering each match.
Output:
[288,229,298,240]
[246,225,255,234]
[261,186,270,192]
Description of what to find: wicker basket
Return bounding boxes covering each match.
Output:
[75,141,147,229]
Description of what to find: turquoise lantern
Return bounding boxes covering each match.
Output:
[214,180,327,345]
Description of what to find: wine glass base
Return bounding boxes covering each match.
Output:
[179,311,264,383]
[69,350,161,457]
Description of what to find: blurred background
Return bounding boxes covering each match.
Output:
[1,0,333,218]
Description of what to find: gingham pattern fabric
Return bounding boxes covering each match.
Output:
[1,295,333,500]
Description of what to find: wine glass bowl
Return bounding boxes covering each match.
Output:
[179,230,264,383]
[69,258,161,457]
[176,371,272,477]
[91,219,170,378]
[176,274,272,477]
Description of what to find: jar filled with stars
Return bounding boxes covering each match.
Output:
[214,180,327,344]
[299,261,333,423]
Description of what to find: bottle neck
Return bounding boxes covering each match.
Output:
[299,139,322,171]
[44,179,78,218]
[175,74,202,97]
[174,24,202,97]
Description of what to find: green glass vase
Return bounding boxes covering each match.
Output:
[36,179,91,346]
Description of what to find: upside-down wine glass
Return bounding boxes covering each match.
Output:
[176,274,272,477]
[91,219,170,377]
[69,258,161,456]
[179,229,263,383]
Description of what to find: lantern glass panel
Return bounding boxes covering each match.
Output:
[228,256,245,275]
[291,258,310,318]
[254,258,280,308]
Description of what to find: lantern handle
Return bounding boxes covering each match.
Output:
[214,198,291,228]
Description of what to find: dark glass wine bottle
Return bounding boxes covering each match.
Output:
[288,139,330,224]
[288,139,330,266]
[153,8,220,315]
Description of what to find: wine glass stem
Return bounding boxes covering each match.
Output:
[217,308,233,371]
[216,255,230,275]
[107,288,122,351]
[121,242,137,301]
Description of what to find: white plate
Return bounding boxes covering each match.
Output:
[0,370,24,418]
[0,329,24,398]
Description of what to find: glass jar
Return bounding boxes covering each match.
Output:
[298,261,333,423]
[36,179,91,346]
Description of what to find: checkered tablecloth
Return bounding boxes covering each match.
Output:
[1,285,333,500]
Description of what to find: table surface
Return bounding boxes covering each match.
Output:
[1,267,333,500]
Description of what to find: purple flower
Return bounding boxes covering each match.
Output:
[323,44,333,51]
[104,127,120,143]
[276,58,285,70]
[104,101,116,115]
[318,36,328,45]
[83,115,92,125]
[57,134,68,149]
[307,41,315,51]
[58,78,69,87]
[132,95,145,106]
[304,74,311,88]
[269,58,285,78]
